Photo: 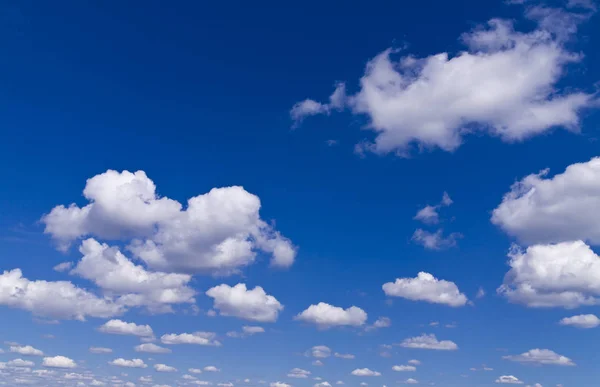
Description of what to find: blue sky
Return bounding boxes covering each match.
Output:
[1,0,600,386]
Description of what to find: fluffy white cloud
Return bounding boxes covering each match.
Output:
[308,346,331,358]
[559,314,600,328]
[392,365,416,372]
[160,332,221,346]
[42,170,296,273]
[334,353,355,359]
[206,284,283,322]
[503,349,575,366]
[492,157,600,245]
[109,358,147,368]
[154,364,177,372]
[98,319,154,337]
[382,272,468,307]
[295,303,367,328]
[134,343,171,353]
[42,356,76,368]
[411,229,461,250]
[10,346,43,356]
[351,369,381,377]
[399,334,458,350]
[288,368,311,378]
[497,241,600,308]
[204,366,220,372]
[73,239,195,311]
[89,347,112,354]
[496,375,524,384]
[291,9,595,155]
[0,268,123,320]
[8,359,34,367]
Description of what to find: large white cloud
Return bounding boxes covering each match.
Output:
[0,268,123,320]
[497,241,600,308]
[382,272,468,307]
[492,157,600,245]
[73,239,195,312]
[399,334,458,350]
[160,332,221,346]
[295,303,367,328]
[503,349,575,366]
[290,7,595,155]
[42,170,296,274]
[98,319,154,337]
[206,283,283,322]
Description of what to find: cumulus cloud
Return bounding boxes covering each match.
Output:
[382,272,468,307]
[497,241,600,308]
[160,332,221,346]
[492,157,600,245]
[0,268,123,320]
[42,170,296,273]
[10,346,43,356]
[204,366,220,372]
[135,343,171,353]
[42,356,76,368]
[412,229,461,250]
[559,314,600,328]
[206,284,283,322]
[109,358,148,368]
[308,346,331,358]
[291,8,595,155]
[503,349,575,366]
[496,375,524,384]
[399,334,458,350]
[392,365,416,372]
[350,368,381,377]
[73,239,195,312]
[98,319,154,337]
[295,302,367,328]
[154,364,177,372]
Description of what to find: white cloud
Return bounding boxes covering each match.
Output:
[99,319,154,337]
[73,239,196,311]
[42,356,76,368]
[160,332,221,346]
[0,268,123,320]
[382,272,468,307]
[312,360,324,366]
[334,353,355,359]
[206,284,283,322]
[392,365,416,372]
[42,170,296,273]
[408,360,420,365]
[291,10,595,155]
[503,349,575,366]
[288,368,311,378]
[492,157,600,245]
[414,193,453,224]
[10,346,43,356]
[204,366,220,372]
[412,229,461,250]
[314,382,332,387]
[53,262,73,272]
[109,358,148,368]
[309,346,331,358]
[295,302,367,328]
[270,382,291,387]
[8,359,35,367]
[89,347,112,354]
[351,369,381,377]
[399,334,458,350]
[154,364,177,372]
[290,83,346,125]
[135,343,171,353]
[402,379,418,385]
[559,314,600,328]
[496,375,524,384]
[189,368,203,374]
[218,383,233,387]
[497,241,600,308]
[373,317,391,328]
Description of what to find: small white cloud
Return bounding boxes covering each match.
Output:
[109,358,147,368]
[288,368,311,378]
[503,349,575,366]
[189,368,203,374]
[383,272,468,307]
[392,365,416,372]
[402,379,418,385]
[53,262,73,272]
[98,320,153,337]
[559,314,600,328]
[160,332,220,346]
[412,229,461,250]
[42,356,76,368]
[154,364,177,372]
[8,359,35,367]
[89,347,112,354]
[309,346,331,358]
[312,360,324,366]
[206,284,283,322]
[399,334,458,350]
[270,382,291,387]
[204,366,220,372]
[10,346,43,356]
[408,360,420,365]
[496,375,523,384]
[351,368,381,376]
[135,343,172,353]
[296,303,367,328]
[334,353,355,359]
